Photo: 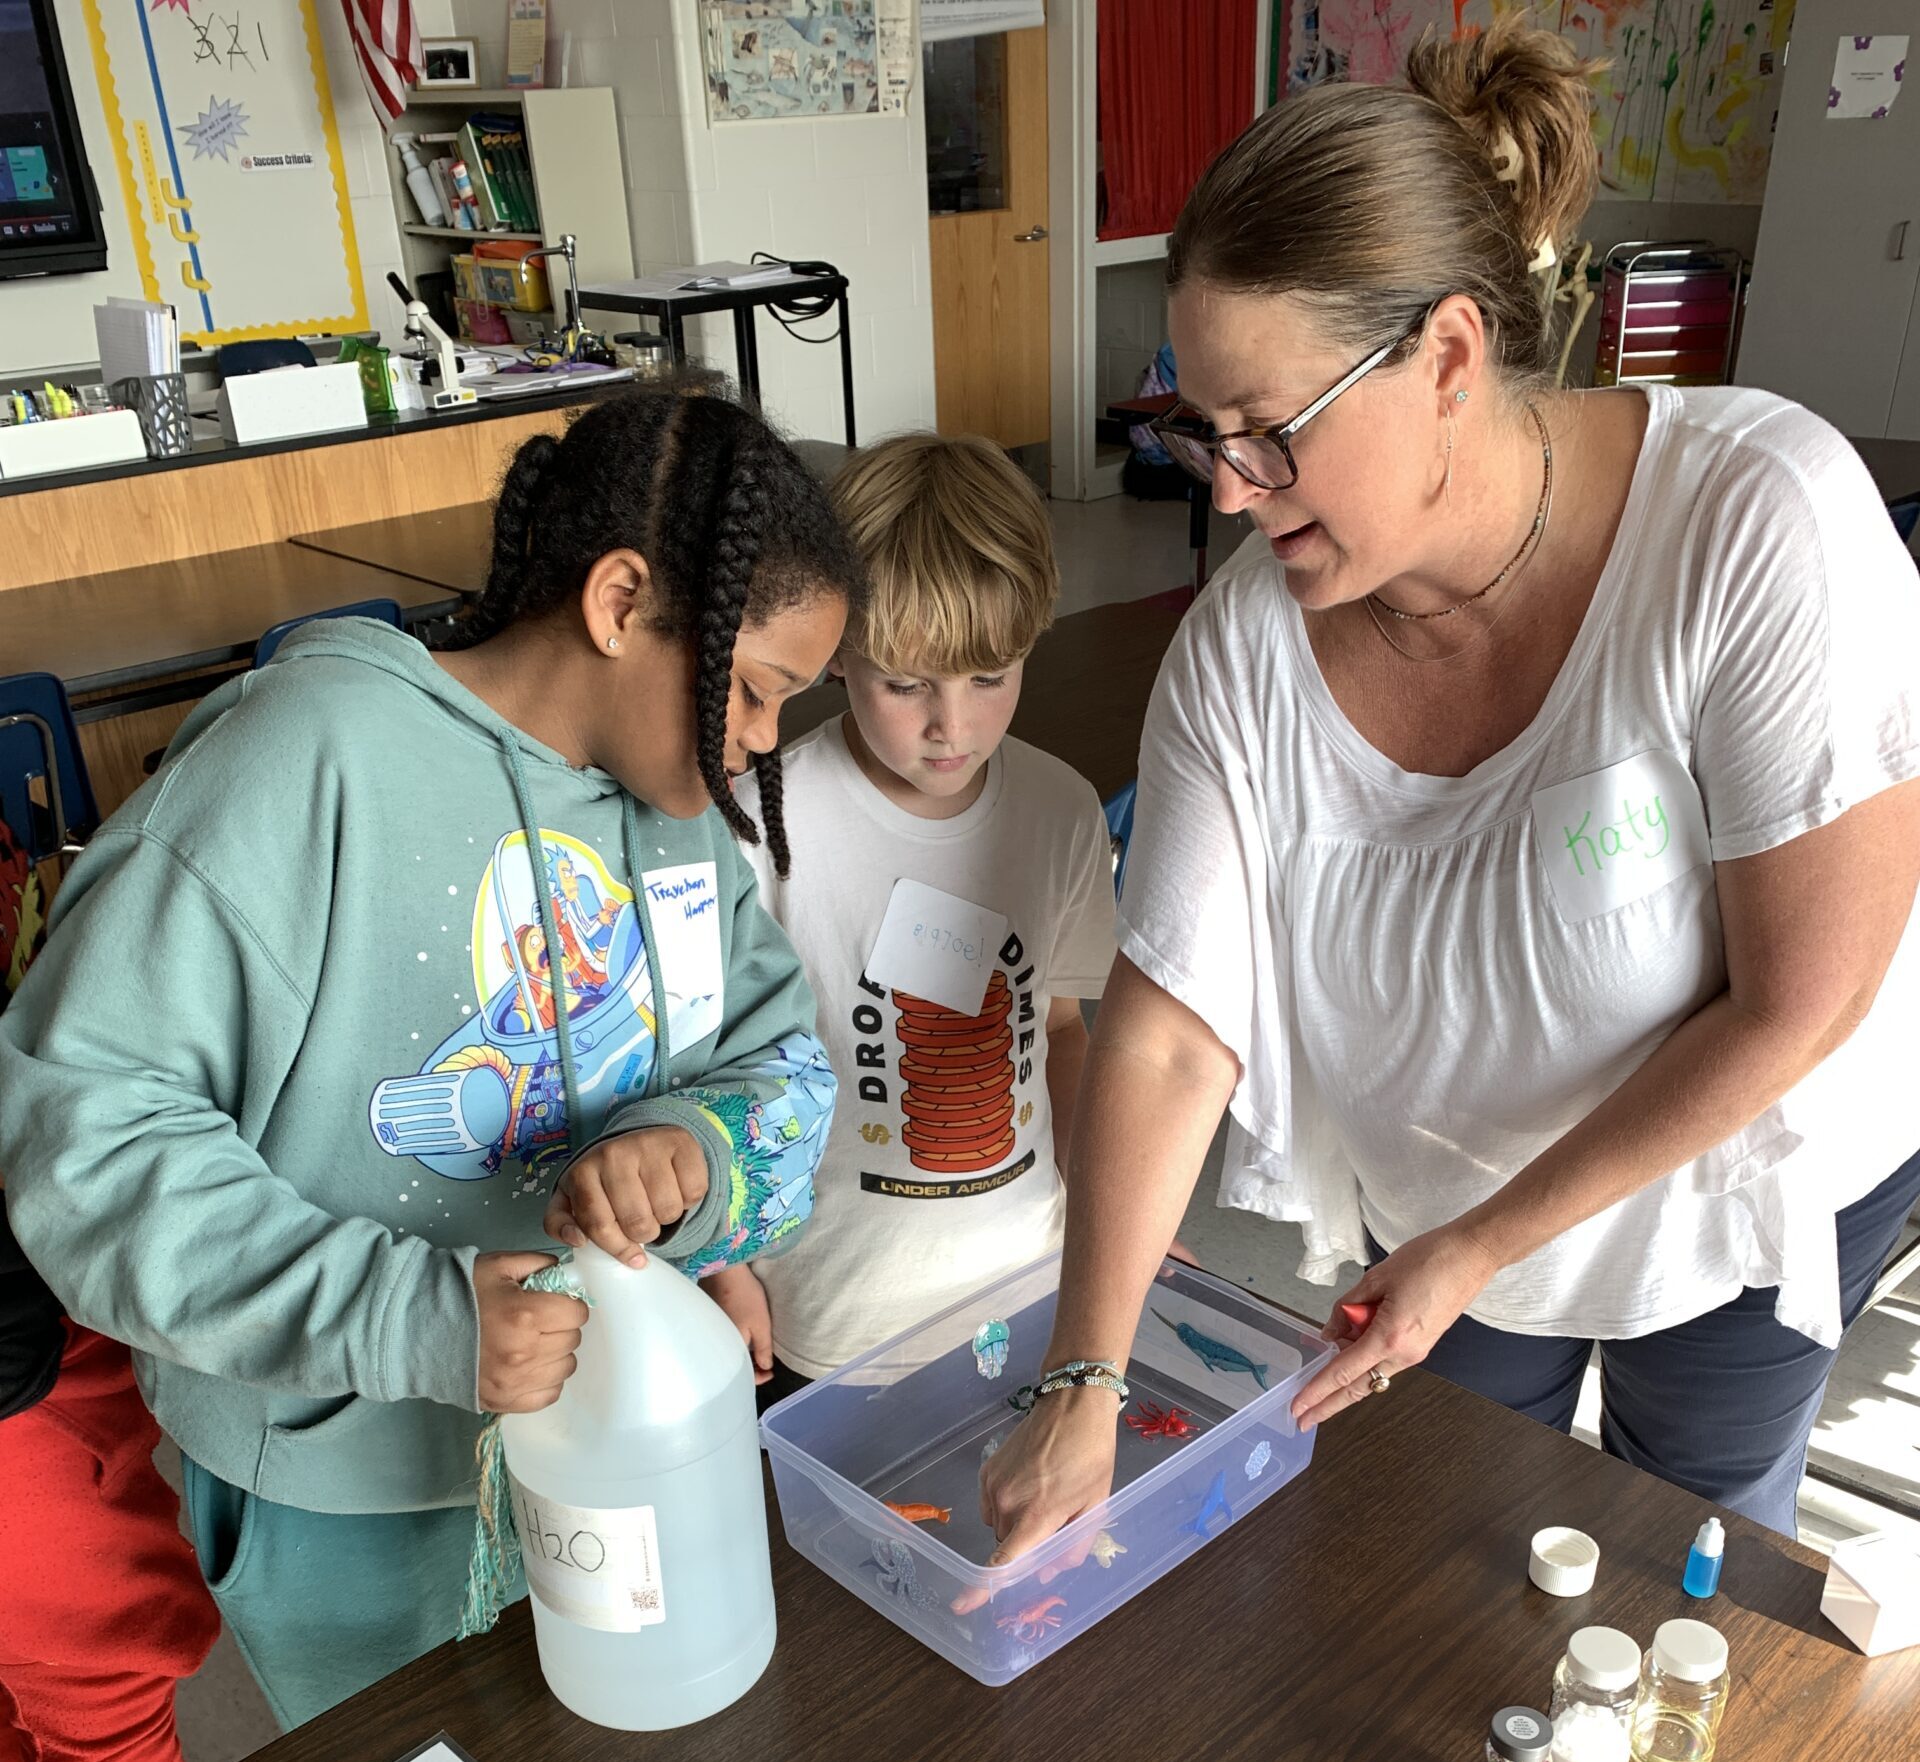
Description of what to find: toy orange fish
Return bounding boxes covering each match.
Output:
[884,1500,951,1524]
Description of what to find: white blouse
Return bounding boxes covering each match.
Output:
[1119,386,1920,1346]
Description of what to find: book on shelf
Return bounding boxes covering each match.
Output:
[422,160,458,229]
[456,122,507,229]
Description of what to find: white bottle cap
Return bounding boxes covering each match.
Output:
[1651,1617,1729,1683]
[1529,1525,1601,1597]
[1566,1624,1642,1692]
[1692,1516,1724,1558]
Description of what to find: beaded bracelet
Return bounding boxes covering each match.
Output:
[1006,1359,1131,1413]
[1042,1358,1122,1383]
[1036,1361,1129,1403]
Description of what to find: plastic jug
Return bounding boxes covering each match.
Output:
[500,1243,775,1729]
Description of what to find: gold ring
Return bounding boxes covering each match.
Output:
[1368,1367,1391,1396]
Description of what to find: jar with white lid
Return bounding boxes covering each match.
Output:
[1630,1618,1730,1761]
[1550,1624,1641,1747]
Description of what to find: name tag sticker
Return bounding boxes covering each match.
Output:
[866,879,1008,1016]
[1530,750,1712,922]
[640,862,724,1047]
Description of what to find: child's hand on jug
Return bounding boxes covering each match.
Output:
[546,1125,710,1266]
[703,1264,774,1383]
[473,1251,588,1413]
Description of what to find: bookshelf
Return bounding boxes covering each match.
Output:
[403,225,544,243]
[383,86,633,332]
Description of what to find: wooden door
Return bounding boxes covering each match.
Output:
[1738,0,1920,436]
[927,24,1049,447]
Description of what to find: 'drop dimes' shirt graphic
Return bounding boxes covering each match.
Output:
[854,938,1040,1198]
[738,719,1116,1377]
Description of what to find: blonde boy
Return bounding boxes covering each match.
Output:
[712,434,1116,1393]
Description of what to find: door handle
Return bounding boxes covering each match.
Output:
[1013,225,1048,243]
[1895,220,1912,263]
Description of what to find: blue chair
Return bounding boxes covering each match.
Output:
[217,338,318,377]
[1889,494,1920,547]
[143,599,409,780]
[0,672,99,864]
[254,598,403,668]
[1103,780,1137,898]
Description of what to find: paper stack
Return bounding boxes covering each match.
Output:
[93,298,179,387]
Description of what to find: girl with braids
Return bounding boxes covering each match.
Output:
[0,388,864,1723]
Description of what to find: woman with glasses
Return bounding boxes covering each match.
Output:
[980,16,1920,1558]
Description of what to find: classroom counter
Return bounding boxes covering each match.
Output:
[0,370,633,502]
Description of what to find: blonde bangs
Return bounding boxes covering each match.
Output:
[833,433,1058,675]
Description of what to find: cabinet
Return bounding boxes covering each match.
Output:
[1738,0,1920,439]
[382,87,632,331]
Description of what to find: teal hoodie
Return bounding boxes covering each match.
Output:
[0,619,833,1514]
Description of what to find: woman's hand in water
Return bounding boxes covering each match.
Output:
[473,1251,589,1413]
[952,1386,1122,1615]
[546,1125,710,1266]
[1290,1221,1502,1430]
[702,1264,775,1384]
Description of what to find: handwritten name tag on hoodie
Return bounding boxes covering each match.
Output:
[1530,749,1712,922]
[641,862,724,1047]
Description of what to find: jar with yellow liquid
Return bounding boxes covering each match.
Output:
[1630,1619,1729,1761]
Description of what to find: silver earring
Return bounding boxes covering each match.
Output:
[1455,390,1469,404]
[607,636,620,652]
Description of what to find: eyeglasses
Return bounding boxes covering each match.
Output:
[1149,315,1427,492]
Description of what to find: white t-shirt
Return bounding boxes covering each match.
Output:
[737,717,1116,1377]
[1121,385,1920,1347]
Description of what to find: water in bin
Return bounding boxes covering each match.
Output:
[501,1243,774,1730]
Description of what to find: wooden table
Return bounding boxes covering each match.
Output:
[287,444,855,598]
[0,544,461,718]
[251,1370,1917,1762]
[289,507,496,599]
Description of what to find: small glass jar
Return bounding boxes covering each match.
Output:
[1551,1703,1631,1762]
[1550,1625,1642,1729]
[1630,1618,1730,1761]
[1487,1706,1554,1762]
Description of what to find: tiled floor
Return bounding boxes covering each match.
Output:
[170,481,1917,1755]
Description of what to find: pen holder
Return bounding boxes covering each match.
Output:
[110,372,193,459]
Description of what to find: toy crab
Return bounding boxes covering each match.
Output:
[996,1594,1067,1644]
[1124,1399,1197,1440]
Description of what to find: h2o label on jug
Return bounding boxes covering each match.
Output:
[508,1473,666,1631]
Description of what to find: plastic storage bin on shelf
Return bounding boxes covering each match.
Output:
[760,1252,1335,1687]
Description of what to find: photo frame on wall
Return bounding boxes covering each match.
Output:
[420,37,480,90]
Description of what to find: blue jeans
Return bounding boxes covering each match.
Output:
[1370,1149,1920,1536]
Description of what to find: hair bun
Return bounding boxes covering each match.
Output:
[1407,14,1601,270]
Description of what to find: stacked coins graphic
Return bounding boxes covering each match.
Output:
[894,972,1018,1175]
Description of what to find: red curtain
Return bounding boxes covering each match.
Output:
[1098,0,1259,241]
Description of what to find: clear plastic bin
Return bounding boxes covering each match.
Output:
[760,1252,1335,1686]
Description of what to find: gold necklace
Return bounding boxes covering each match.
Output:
[1364,402,1555,664]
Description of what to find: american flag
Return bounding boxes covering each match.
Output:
[340,0,422,123]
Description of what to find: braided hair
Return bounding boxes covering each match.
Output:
[449,389,865,875]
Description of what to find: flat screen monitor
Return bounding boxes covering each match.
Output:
[0,0,108,280]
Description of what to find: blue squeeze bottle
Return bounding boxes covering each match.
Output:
[1683,1517,1725,1598]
